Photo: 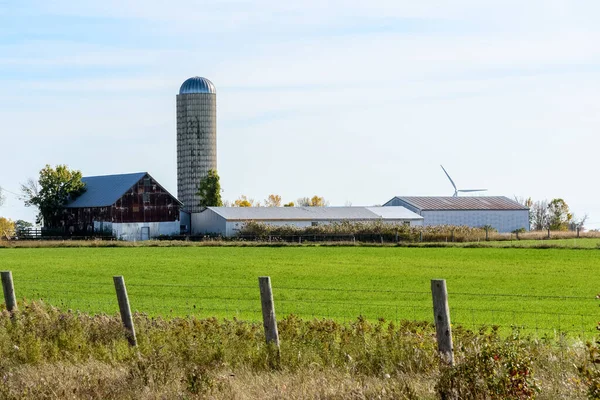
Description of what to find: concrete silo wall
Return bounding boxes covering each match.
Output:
[176,93,217,213]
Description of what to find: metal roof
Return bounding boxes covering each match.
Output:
[206,206,423,221]
[66,172,147,208]
[387,196,528,211]
[179,77,216,95]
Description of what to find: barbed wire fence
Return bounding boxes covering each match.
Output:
[3,274,598,341]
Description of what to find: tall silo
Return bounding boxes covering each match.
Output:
[176,77,217,214]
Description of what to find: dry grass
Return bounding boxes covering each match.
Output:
[0,302,593,399]
[2,232,600,250]
[0,364,433,399]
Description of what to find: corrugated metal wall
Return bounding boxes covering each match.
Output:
[421,210,529,232]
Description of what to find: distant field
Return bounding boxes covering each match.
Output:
[439,237,600,249]
[1,246,599,336]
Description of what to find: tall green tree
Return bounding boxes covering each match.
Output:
[197,169,223,208]
[21,164,86,227]
[547,198,572,231]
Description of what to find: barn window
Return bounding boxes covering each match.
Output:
[143,193,150,203]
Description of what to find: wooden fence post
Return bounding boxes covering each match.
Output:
[547,229,551,239]
[113,276,137,346]
[485,227,489,241]
[419,231,423,242]
[258,276,280,347]
[1,271,17,312]
[431,279,454,365]
[577,228,580,238]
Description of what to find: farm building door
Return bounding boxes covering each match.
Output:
[141,227,150,241]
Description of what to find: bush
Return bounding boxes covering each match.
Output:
[238,220,491,243]
[436,327,540,399]
[578,340,600,399]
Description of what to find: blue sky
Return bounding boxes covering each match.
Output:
[1,1,599,228]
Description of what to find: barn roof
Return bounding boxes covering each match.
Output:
[66,172,147,208]
[385,196,528,211]
[205,206,423,221]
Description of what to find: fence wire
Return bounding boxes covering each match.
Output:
[9,278,600,338]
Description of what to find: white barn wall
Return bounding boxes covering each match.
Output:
[191,208,423,237]
[225,220,314,237]
[421,210,529,233]
[94,221,180,240]
[224,219,421,237]
[192,209,227,235]
[384,197,529,233]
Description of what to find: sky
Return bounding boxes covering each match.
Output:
[1,1,599,228]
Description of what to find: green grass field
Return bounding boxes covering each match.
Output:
[1,246,599,336]
[433,237,600,249]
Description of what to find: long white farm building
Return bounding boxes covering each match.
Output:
[383,196,529,233]
[192,206,423,236]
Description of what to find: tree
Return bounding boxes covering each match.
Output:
[530,200,549,231]
[0,217,15,240]
[196,169,223,208]
[0,186,5,207]
[21,164,86,227]
[515,196,535,229]
[570,214,588,231]
[296,197,311,207]
[309,195,328,207]
[14,219,34,232]
[264,194,282,207]
[296,196,329,207]
[547,198,572,231]
[233,195,258,207]
[283,201,295,207]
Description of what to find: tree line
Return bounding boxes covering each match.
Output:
[197,169,328,208]
[517,197,586,231]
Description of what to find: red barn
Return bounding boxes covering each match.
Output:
[64,172,182,240]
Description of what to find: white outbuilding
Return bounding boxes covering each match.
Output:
[383,196,529,233]
[191,206,423,237]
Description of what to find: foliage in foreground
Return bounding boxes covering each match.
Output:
[0,302,591,399]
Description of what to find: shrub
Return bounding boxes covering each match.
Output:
[578,340,600,399]
[436,327,540,399]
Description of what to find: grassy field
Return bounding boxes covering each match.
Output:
[425,237,600,249]
[0,246,599,336]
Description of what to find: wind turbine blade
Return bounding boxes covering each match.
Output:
[458,189,488,192]
[440,165,457,191]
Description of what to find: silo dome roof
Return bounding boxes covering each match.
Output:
[179,77,216,94]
